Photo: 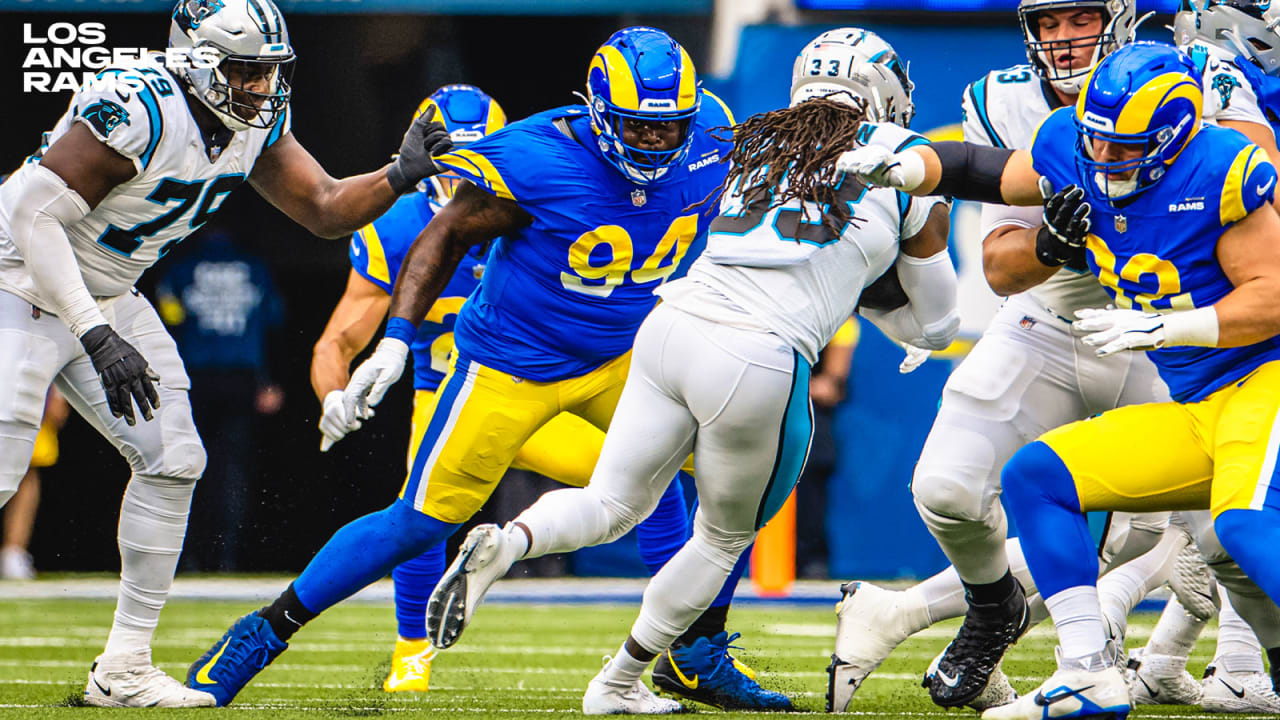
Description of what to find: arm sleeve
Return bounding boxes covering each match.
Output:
[2,165,107,337]
[860,248,959,350]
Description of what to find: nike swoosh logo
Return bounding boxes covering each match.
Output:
[1035,684,1096,706]
[1259,176,1276,197]
[194,639,231,685]
[668,651,699,690]
[1137,675,1158,699]
[90,672,111,697]
[283,610,303,627]
[936,669,960,688]
[1220,679,1246,699]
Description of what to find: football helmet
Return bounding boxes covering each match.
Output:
[1074,41,1202,206]
[790,28,915,127]
[585,26,700,185]
[169,0,294,132]
[1194,0,1280,75]
[414,84,506,201]
[1019,0,1138,94]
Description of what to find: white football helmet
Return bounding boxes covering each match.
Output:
[169,0,294,132]
[790,28,914,127]
[1195,0,1280,76]
[1019,0,1138,94]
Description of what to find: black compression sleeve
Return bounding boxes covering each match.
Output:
[931,141,1014,203]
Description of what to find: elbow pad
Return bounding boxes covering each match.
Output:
[931,141,1013,203]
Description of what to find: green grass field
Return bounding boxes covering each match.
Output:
[0,591,1248,718]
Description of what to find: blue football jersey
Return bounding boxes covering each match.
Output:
[433,90,734,381]
[1032,107,1280,403]
[350,191,486,391]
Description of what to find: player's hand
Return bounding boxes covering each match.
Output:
[386,105,455,195]
[79,324,160,426]
[1036,178,1091,268]
[342,336,409,422]
[1073,307,1166,357]
[319,389,364,452]
[899,342,932,374]
[835,145,925,191]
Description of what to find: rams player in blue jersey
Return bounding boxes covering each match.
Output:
[311,84,692,694]
[839,41,1280,719]
[188,27,788,711]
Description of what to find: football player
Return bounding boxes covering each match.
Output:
[310,83,693,694]
[421,27,958,715]
[189,27,783,711]
[0,0,452,707]
[838,40,1280,720]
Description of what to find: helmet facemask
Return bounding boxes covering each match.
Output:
[585,94,697,185]
[203,54,293,131]
[1020,0,1135,95]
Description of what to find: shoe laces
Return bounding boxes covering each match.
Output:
[948,600,1023,675]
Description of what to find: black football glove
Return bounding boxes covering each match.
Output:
[80,324,160,426]
[1035,177,1091,268]
[386,105,455,195]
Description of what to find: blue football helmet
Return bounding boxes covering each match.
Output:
[1074,41,1203,206]
[585,26,701,185]
[414,84,507,201]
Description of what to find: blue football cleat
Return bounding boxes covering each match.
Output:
[651,631,794,711]
[186,612,288,706]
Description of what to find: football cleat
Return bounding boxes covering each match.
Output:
[925,650,1018,711]
[1201,664,1280,713]
[652,631,794,711]
[426,523,520,649]
[1167,540,1219,622]
[1124,648,1201,705]
[982,653,1130,720]
[926,578,1029,708]
[585,657,684,715]
[84,648,215,708]
[383,638,437,692]
[186,612,287,706]
[827,580,928,712]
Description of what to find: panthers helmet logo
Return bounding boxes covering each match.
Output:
[1212,73,1242,109]
[174,0,225,31]
[81,100,131,138]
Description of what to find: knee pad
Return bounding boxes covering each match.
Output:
[690,512,754,567]
[913,426,1000,524]
[125,396,207,480]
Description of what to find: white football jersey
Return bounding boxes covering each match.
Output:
[960,64,1111,318]
[0,55,290,309]
[658,121,947,365]
[1185,40,1271,133]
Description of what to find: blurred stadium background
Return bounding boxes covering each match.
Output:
[0,0,1183,585]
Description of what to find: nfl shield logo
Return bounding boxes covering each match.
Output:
[1114,214,1127,233]
[1019,315,1036,330]
[631,189,647,207]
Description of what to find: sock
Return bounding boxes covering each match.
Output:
[635,474,689,575]
[964,569,1017,605]
[602,642,651,688]
[1097,530,1184,640]
[392,543,447,640]
[1001,442,1098,599]
[675,603,729,647]
[259,584,317,641]
[1146,596,1206,658]
[103,474,195,657]
[292,498,460,614]
[1216,508,1280,606]
[1045,585,1107,659]
[1215,593,1265,672]
[913,565,968,624]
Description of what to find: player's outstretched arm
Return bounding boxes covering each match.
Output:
[249,109,453,239]
[310,269,389,402]
[837,143,1042,207]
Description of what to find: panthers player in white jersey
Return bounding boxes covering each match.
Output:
[0,0,452,707]
[828,0,1277,713]
[408,29,957,715]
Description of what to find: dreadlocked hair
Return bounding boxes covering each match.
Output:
[706,96,869,235]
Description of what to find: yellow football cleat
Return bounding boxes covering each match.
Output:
[383,638,437,693]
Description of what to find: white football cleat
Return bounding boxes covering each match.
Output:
[827,581,927,712]
[84,649,216,707]
[584,660,683,715]
[425,524,521,649]
[1201,665,1280,713]
[925,649,1018,711]
[1125,648,1201,705]
[982,651,1130,720]
[1167,540,1219,622]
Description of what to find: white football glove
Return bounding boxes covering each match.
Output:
[899,343,932,374]
[1073,307,1166,357]
[835,145,926,191]
[319,389,365,452]
[342,336,410,423]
